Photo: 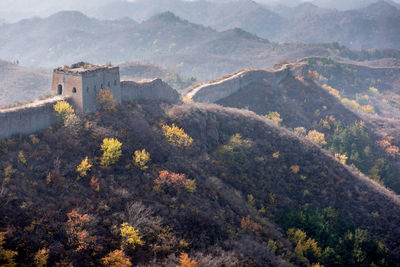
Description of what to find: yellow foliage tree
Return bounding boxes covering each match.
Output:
[34,248,49,267]
[306,130,327,146]
[120,223,144,249]
[18,151,27,165]
[290,165,300,174]
[183,97,194,103]
[162,123,193,147]
[265,112,283,125]
[184,179,196,193]
[322,84,341,99]
[287,228,322,264]
[361,105,375,114]
[100,138,122,167]
[53,101,74,121]
[97,89,116,112]
[369,86,379,94]
[76,157,92,179]
[0,232,17,267]
[177,253,197,267]
[133,149,151,170]
[335,153,348,165]
[307,70,319,81]
[101,250,132,267]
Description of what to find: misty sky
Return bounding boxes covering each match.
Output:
[0,0,399,23]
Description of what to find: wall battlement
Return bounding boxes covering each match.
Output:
[0,62,180,140]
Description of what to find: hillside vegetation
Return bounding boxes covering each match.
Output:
[303,57,400,119]
[0,99,399,266]
[186,65,400,197]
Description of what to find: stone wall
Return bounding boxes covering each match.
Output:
[0,73,179,140]
[0,96,66,139]
[187,68,290,103]
[121,79,180,103]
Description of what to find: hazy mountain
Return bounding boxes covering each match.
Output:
[279,1,400,49]
[1,10,399,80]
[120,62,198,90]
[360,0,399,16]
[0,60,51,107]
[272,2,334,18]
[311,0,399,10]
[88,0,400,50]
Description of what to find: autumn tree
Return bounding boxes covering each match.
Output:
[265,111,283,125]
[155,170,196,193]
[287,228,322,265]
[101,250,132,267]
[100,138,122,167]
[34,248,49,267]
[66,210,94,251]
[120,223,144,249]
[53,100,81,132]
[177,253,197,267]
[54,101,74,121]
[0,232,17,267]
[97,89,116,112]
[132,149,151,171]
[162,123,193,147]
[306,130,327,146]
[76,157,92,179]
[335,153,348,165]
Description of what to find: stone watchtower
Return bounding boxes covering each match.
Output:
[51,62,121,113]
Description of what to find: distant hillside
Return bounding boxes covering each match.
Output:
[185,66,400,195]
[89,0,400,50]
[0,60,51,107]
[120,62,198,91]
[0,99,399,265]
[279,1,400,50]
[0,9,399,80]
[302,57,400,119]
[186,66,360,129]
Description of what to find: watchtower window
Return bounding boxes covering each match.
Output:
[94,85,97,92]
[101,84,104,89]
[108,81,111,87]
[87,86,89,92]
[57,85,63,95]
[114,80,117,86]
[72,87,77,93]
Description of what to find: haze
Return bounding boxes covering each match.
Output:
[1,0,400,22]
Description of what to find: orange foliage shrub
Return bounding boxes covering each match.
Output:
[90,176,100,192]
[101,249,132,267]
[377,138,400,158]
[66,210,95,251]
[177,252,197,267]
[155,170,196,192]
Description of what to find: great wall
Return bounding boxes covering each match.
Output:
[185,67,292,103]
[0,62,180,139]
